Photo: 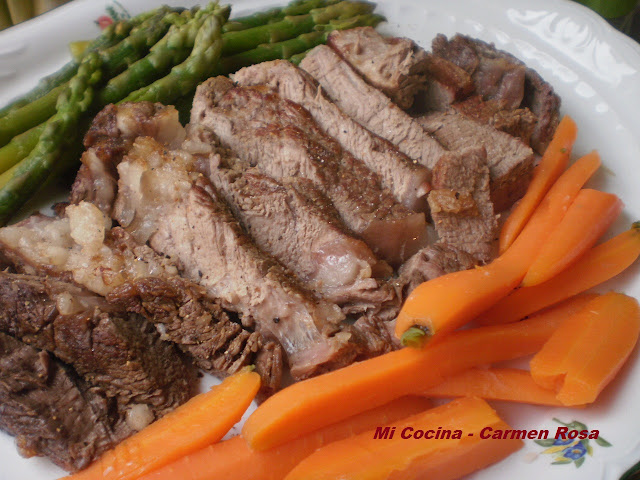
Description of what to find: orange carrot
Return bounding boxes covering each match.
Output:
[523,188,623,286]
[477,222,640,326]
[499,116,578,253]
[423,368,563,406]
[65,367,260,480]
[530,292,640,405]
[284,397,522,480]
[395,151,600,343]
[243,312,565,451]
[139,396,432,480]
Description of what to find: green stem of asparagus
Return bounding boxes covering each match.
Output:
[124,7,227,104]
[218,13,385,73]
[221,0,375,55]
[222,0,340,32]
[0,52,103,225]
[97,6,217,106]
[100,7,188,79]
[0,125,44,173]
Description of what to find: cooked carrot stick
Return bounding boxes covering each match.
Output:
[242,312,565,451]
[65,367,260,480]
[499,116,578,253]
[139,396,432,480]
[530,292,640,405]
[284,397,523,480]
[523,189,623,286]
[395,150,599,343]
[477,222,640,326]
[423,368,563,406]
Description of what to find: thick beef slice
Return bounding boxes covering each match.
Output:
[432,33,525,109]
[209,154,397,315]
[191,78,427,266]
[0,272,196,426]
[104,228,280,392]
[396,244,477,297]
[428,147,498,263]
[0,332,117,472]
[418,111,535,212]
[232,60,431,212]
[432,34,560,153]
[300,45,445,170]
[0,206,282,393]
[419,54,474,111]
[113,136,356,379]
[451,95,537,145]
[327,27,428,110]
[70,102,185,215]
[108,277,263,373]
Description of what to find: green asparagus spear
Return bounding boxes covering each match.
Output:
[0,52,103,225]
[218,13,385,72]
[0,126,43,174]
[222,0,340,32]
[0,7,184,149]
[221,0,375,55]
[124,7,227,104]
[97,5,218,106]
[100,7,189,78]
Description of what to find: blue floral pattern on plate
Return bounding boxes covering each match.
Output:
[535,418,612,468]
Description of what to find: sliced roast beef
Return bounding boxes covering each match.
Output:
[191,77,427,266]
[419,54,474,111]
[70,102,185,215]
[432,34,560,153]
[397,244,477,297]
[326,26,429,110]
[300,45,445,170]
[0,206,282,393]
[0,272,196,425]
[428,147,498,262]
[0,332,118,472]
[207,152,398,315]
[113,136,357,379]
[103,228,281,393]
[417,110,535,212]
[450,95,537,145]
[232,60,431,212]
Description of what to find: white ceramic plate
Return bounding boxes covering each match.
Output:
[1,0,640,479]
